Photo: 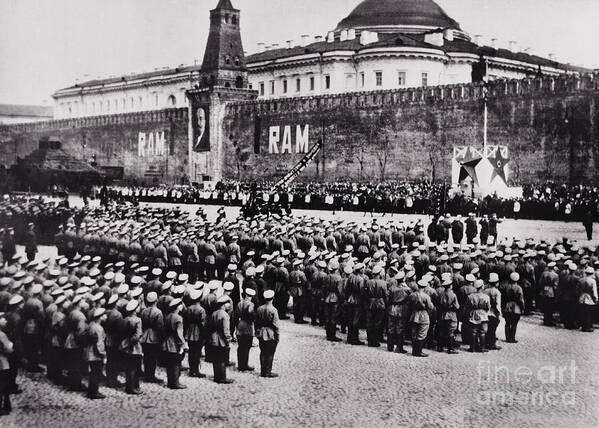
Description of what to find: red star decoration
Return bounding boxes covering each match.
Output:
[490,151,509,184]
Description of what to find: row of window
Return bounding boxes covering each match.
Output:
[367,71,427,88]
[257,71,430,96]
[59,92,181,117]
[258,74,331,96]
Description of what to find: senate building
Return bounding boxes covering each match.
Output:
[51,0,586,120]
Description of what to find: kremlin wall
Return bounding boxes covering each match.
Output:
[1,73,598,185]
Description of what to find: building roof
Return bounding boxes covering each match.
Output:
[246,32,589,74]
[0,104,53,118]
[336,0,462,32]
[53,65,203,95]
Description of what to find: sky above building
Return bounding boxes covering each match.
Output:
[1,0,597,105]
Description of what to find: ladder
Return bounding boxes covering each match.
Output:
[274,139,322,190]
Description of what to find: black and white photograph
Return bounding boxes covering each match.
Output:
[0,0,598,426]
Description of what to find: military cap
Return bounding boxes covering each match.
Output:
[115,261,125,269]
[372,265,383,275]
[474,279,484,289]
[14,271,26,280]
[81,255,91,263]
[131,288,143,298]
[57,258,68,267]
[406,270,416,279]
[114,273,126,284]
[442,277,453,286]
[223,282,234,291]
[510,272,520,282]
[92,308,106,319]
[246,266,256,276]
[50,288,64,297]
[145,292,158,303]
[208,280,220,290]
[8,295,24,306]
[465,274,476,282]
[178,273,189,283]
[125,300,139,313]
[569,263,577,271]
[166,271,177,280]
[489,273,499,283]
[35,264,47,272]
[117,284,129,295]
[189,289,202,301]
[216,295,229,305]
[104,272,115,281]
[151,268,162,277]
[585,266,594,274]
[317,260,327,269]
[263,290,275,300]
[107,294,119,306]
[417,279,428,288]
[92,256,102,263]
[130,276,143,286]
[88,268,101,278]
[55,295,67,306]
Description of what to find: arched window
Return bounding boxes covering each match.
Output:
[106,101,110,112]
[167,94,177,106]
[231,15,237,25]
[122,98,126,111]
[235,76,244,88]
[225,82,231,88]
[139,96,143,108]
[154,93,159,107]
[130,97,134,110]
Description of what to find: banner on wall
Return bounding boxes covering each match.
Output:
[138,131,168,157]
[452,145,511,197]
[191,103,210,152]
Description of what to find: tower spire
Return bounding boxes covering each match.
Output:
[200,0,247,89]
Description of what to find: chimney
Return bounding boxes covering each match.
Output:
[264,45,271,51]
[327,31,335,43]
[509,41,517,51]
[301,34,310,46]
[491,38,497,48]
[340,30,348,41]
[548,53,555,60]
[271,43,280,50]
[347,29,356,40]
[315,35,324,43]
[474,34,482,45]
[443,29,454,42]
[286,40,293,49]
[257,42,265,52]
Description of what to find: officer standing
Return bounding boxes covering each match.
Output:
[140,292,164,383]
[435,276,459,354]
[386,271,411,353]
[207,296,233,384]
[85,308,107,399]
[184,289,207,378]
[465,213,478,245]
[256,290,279,378]
[408,279,434,357]
[484,273,502,350]
[539,262,559,326]
[162,298,188,389]
[0,311,14,415]
[236,288,256,371]
[121,300,142,395]
[503,272,525,342]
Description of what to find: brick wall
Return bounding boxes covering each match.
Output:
[0,108,190,184]
[223,74,599,184]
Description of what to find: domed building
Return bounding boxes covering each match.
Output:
[245,0,585,99]
[51,0,586,119]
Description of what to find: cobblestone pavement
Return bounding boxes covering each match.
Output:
[1,315,598,428]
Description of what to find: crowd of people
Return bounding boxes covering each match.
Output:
[99,180,598,223]
[0,197,597,416]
